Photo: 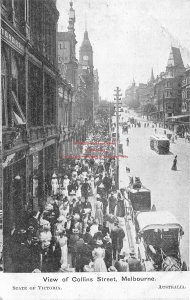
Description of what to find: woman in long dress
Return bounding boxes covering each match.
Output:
[171,155,177,171]
[51,173,59,196]
[57,231,68,267]
[92,246,107,272]
[94,196,103,225]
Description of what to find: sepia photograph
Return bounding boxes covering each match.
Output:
[0,0,190,298]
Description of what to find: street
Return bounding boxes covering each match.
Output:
[119,117,190,265]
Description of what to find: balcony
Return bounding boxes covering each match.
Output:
[29,125,57,143]
[29,126,45,142]
[45,125,57,139]
[3,126,28,151]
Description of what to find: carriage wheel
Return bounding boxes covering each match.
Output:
[138,247,141,260]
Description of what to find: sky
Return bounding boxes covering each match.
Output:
[57,0,190,100]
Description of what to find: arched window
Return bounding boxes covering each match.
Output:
[1,52,8,127]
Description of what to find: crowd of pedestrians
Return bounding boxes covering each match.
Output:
[6,121,143,273]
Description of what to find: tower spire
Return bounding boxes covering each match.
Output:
[150,67,154,82]
[85,13,87,31]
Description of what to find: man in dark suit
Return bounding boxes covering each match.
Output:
[110,220,125,260]
[83,227,94,246]
[128,250,142,272]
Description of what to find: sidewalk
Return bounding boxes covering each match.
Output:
[118,150,136,256]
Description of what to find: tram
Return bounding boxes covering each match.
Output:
[150,134,170,154]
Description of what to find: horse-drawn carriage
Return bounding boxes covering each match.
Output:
[135,211,187,271]
[126,178,153,224]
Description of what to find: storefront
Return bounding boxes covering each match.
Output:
[3,150,27,236]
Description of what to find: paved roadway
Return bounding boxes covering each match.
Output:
[118,117,190,266]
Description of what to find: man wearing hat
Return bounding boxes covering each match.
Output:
[68,179,79,196]
[93,225,104,241]
[108,192,117,215]
[28,211,40,236]
[104,234,113,269]
[128,249,142,272]
[114,252,129,272]
[68,228,79,268]
[116,192,125,218]
[110,220,125,260]
[102,173,112,197]
[83,227,94,246]
[81,178,91,201]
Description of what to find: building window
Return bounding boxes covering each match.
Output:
[44,74,56,125]
[65,109,68,126]
[1,52,8,127]
[12,57,19,97]
[11,58,26,125]
[166,91,170,97]
[187,89,190,99]
[59,42,64,49]
[14,0,25,33]
[28,63,42,126]
[167,104,172,110]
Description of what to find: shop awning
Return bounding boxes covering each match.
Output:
[13,111,25,125]
[166,114,190,120]
[12,91,26,125]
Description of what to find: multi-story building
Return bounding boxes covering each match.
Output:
[182,66,190,114]
[1,0,59,267]
[57,1,78,162]
[153,47,185,122]
[124,80,139,109]
[93,69,100,108]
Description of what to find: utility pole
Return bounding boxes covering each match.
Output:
[114,87,122,189]
[163,92,165,128]
[109,99,111,138]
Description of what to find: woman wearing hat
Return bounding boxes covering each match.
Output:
[51,172,59,196]
[57,230,68,268]
[94,195,103,225]
[92,242,107,272]
[171,155,177,171]
[63,175,70,192]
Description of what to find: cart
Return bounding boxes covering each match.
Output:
[135,211,187,271]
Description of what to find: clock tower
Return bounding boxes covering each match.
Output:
[79,30,93,75]
[79,28,94,123]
